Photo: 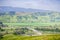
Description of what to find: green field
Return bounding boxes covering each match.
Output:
[1,34,60,40]
[4,22,60,26]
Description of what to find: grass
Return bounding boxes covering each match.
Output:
[4,22,60,26]
[1,34,60,40]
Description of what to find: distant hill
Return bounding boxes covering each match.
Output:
[0,6,51,12]
[0,6,60,23]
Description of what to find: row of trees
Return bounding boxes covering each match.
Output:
[0,22,4,39]
[35,27,60,32]
[0,22,8,39]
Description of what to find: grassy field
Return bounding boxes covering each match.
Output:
[4,22,60,26]
[1,34,60,40]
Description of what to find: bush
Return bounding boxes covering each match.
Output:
[0,33,3,39]
[13,29,25,35]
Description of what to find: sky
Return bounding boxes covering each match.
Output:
[0,0,60,12]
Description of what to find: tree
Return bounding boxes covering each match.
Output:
[0,22,2,24]
[0,27,3,39]
[0,22,4,39]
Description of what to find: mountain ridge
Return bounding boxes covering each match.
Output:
[0,6,52,12]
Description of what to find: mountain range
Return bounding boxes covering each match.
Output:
[0,6,51,12]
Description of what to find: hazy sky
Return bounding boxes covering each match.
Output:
[0,0,60,11]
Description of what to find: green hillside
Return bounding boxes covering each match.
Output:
[0,12,60,26]
[1,34,60,40]
[0,12,60,23]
